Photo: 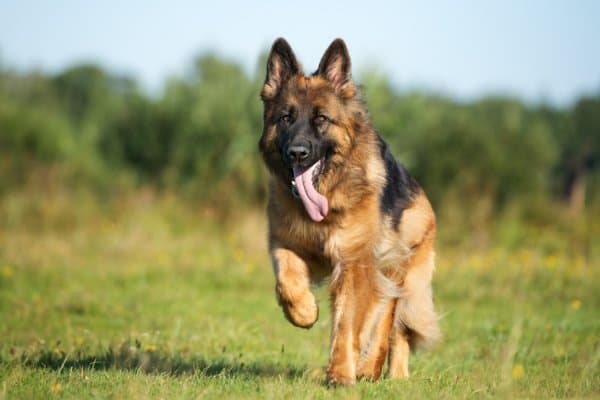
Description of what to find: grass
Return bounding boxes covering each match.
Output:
[0,190,598,399]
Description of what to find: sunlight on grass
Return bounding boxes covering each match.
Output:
[0,192,598,398]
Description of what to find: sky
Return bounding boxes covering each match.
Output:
[1,0,599,106]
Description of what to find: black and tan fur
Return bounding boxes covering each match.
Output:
[259,38,440,386]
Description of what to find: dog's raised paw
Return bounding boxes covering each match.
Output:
[279,290,319,328]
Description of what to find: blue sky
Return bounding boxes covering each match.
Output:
[1,0,599,105]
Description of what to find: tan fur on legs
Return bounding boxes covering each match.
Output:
[327,265,359,386]
[394,241,441,349]
[356,299,396,380]
[387,234,440,379]
[327,263,381,386]
[272,247,318,328]
[327,270,356,385]
[388,325,410,378]
[390,192,441,350]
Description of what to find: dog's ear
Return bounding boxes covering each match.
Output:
[261,38,301,101]
[315,38,352,94]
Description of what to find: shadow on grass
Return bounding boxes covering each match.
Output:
[17,342,306,380]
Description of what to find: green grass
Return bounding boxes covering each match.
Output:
[0,192,598,399]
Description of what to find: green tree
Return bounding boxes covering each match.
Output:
[558,96,600,213]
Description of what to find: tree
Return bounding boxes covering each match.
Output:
[557,96,600,213]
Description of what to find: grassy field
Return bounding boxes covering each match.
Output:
[0,191,598,399]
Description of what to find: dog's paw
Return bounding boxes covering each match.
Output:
[326,365,356,387]
[277,288,318,328]
[356,350,387,381]
[356,365,384,382]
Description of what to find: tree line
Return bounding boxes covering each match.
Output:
[0,53,598,219]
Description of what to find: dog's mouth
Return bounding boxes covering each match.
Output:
[290,159,328,222]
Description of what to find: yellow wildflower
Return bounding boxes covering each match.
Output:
[544,255,558,268]
[50,382,63,395]
[144,344,157,352]
[512,364,525,379]
[570,299,582,310]
[1,265,13,278]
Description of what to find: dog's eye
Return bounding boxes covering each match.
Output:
[280,114,291,124]
[315,114,329,124]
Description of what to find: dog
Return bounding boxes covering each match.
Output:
[259,38,440,386]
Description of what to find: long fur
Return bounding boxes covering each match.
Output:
[259,38,440,385]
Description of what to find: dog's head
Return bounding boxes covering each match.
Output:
[259,38,366,222]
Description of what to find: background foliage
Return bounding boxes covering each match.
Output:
[1,54,598,219]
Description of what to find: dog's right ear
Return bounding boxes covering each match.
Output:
[315,38,352,96]
[261,38,301,101]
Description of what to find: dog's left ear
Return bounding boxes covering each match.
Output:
[315,38,352,94]
[262,38,301,101]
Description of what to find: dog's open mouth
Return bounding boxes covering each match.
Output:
[291,159,328,222]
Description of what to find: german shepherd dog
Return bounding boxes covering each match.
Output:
[259,38,440,386]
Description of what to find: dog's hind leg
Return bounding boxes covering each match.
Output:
[271,247,318,329]
[388,244,440,378]
[388,320,411,378]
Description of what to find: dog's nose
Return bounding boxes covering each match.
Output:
[287,144,310,162]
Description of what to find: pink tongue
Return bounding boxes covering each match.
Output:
[293,162,329,222]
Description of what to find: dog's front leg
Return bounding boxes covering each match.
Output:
[271,247,318,329]
[327,265,357,386]
[327,263,376,386]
